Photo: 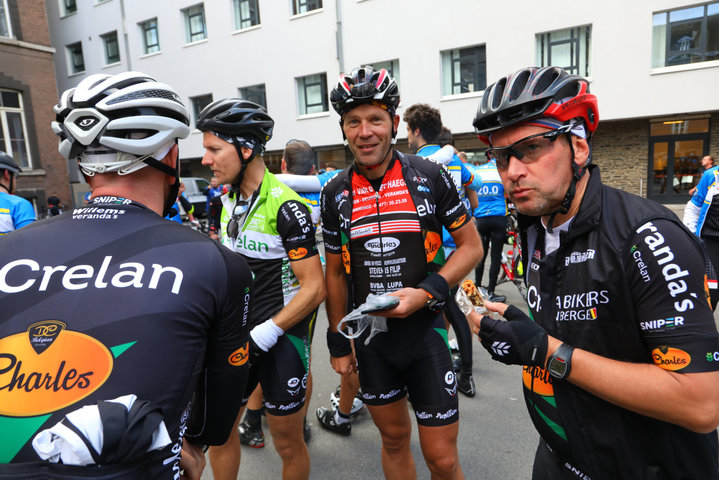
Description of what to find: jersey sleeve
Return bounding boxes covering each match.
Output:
[277,199,318,261]
[624,218,719,373]
[690,169,714,208]
[460,162,482,190]
[434,163,471,232]
[320,180,343,254]
[186,247,253,445]
[14,199,36,229]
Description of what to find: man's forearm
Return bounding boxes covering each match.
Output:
[548,336,719,433]
[325,253,348,331]
[440,222,483,287]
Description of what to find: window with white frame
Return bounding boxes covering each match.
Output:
[101,31,120,65]
[190,94,213,124]
[536,25,592,77]
[233,0,260,30]
[0,90,32,169]
[239,84,267,108]
[183,4,207,43]
[372,59,400,87]
[140,18,160,54]
[66,42,85,74]
[297,73,328,115]
[441,45,486,95]
[0,0,12,38]
[293,0,322,15]
[62,0,77,16]
[652,2,719,68]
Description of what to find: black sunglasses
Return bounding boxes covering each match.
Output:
[487,124,574,171]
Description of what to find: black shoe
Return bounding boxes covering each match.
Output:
[452,354,462,373]
[303,417,311,443]
[239,419,265,448]
[458,372,476,398]
[316,407,351,436]
[488,292,506,303]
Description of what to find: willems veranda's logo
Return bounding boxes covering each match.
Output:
[0,320,113,416]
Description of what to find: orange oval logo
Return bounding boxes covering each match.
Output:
[341,245,351,274]
[288,248,308,260]
[0,328,113,417]
[424,231,441,263]
[652,346,691,371]
[522,366,554,397]
[449,214,467,230]
[228,342,249,366]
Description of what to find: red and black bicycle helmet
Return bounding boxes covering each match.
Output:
[330,66,400,119]
[473,66,598,145]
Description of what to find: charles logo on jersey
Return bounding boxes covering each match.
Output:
[0,321,113,416]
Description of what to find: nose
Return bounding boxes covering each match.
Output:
[505,154,526,182]
[201,152,212,166]
[358,120,373,137]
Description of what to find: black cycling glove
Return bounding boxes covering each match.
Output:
[477,305,548,367]
[247,336,264,368]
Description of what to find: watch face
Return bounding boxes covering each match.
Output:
[549,358,568,377]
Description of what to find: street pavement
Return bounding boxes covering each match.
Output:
[201,266,538,480]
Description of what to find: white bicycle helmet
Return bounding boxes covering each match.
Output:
[52,71,190,176]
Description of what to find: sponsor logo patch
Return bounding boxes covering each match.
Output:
[652,346,691,371]
[288,247,308,260]
[228,342,249,366]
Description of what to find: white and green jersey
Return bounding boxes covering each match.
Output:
[220,169,317,326]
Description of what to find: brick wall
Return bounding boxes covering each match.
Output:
[592,119,649,197]
[0,0,69,215]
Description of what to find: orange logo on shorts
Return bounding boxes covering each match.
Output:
[0,321,113,417]
[652,346,691,371]
[288,248,308,260]
[228,342,250,366]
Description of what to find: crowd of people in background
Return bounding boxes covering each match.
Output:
[1,63,718,480]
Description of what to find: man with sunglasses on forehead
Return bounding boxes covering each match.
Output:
[321,66,482,479]
[198,99,325,480]
[470,66,719,479]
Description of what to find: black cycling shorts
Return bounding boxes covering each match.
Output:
[354,312,459,427]
[242,310,316,416]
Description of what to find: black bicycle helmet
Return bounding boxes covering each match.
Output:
[0,151,21,173]
[196,99,274,144]
[330,66,400,119]
[473,66,598,144]
[196,99,274,189]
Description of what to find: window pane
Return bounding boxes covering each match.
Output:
[235,0,260,29]
[239,84,267,108]
[191,94,213,122]
[651,119,710,136]
[1,91,19,108]
[294,0,322,15]
[185,5,206,42]
[654,2,719,67]
[0,2,9,37]
[444,46,486,95]
[67,42,84,74]
[64,0,77,14]
[298,74,327,114]
[536,26,591,76]
[103,32,120,64]
[7,112,29,168]
[373,60,400,87]
[142,19,160,54]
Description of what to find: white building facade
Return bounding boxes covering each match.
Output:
[46,0,719,205]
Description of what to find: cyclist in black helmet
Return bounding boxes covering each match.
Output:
[198,99,325,480]
[0,72,253,479]
[471,66,719,479]
[321,65,482,479]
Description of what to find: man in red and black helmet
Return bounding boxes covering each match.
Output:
[470,66,719,479]
[321,65,482,479]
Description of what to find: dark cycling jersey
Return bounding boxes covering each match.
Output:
[321,152,470,426]
[0,197,252,478]
[521,165,719,479]
[219,170,318,415]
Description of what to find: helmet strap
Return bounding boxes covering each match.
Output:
[142,154,181,217]
[545,134,585,234]
[231,139,261,191]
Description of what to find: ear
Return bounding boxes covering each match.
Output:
[281,158,287,173]
[571,136,590,168]
[165,144,179,184]
[393,114,400,131]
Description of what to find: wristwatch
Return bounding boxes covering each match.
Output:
[546,343,574,380]
[423,291,442,313]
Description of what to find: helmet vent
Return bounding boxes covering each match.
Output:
[491,78,507,109]
[509,70,531,101]
[533,68,560,95]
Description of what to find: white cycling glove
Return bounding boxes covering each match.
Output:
[250,319,284,352]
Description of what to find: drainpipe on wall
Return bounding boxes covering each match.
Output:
[119,0,132,70]
[335,0,344,73]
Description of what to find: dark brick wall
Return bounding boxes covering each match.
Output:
[0,0,68,215]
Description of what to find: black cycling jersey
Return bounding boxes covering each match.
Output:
[520,165,719,480]
[321,153,471,426]
[0,197,252,479]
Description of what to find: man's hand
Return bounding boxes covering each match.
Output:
[330,353,357,375]
[376,288,428,318]
[180,441,206,480]
[476,304,548,367]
